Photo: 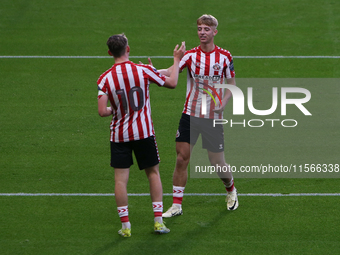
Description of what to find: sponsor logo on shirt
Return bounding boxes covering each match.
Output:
[193,74,221,81]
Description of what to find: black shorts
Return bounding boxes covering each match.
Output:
[175,113,224,152]
[110,136,160,170]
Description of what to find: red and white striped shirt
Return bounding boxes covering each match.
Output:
[179,45,235,119]
[97,61,166,142]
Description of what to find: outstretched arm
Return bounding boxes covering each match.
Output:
[141,57,176,77]
[158,65,175,77]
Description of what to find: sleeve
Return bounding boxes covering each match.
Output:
[97,86,108,99]
[141,65,166,87]
[179,51,190,71]
[229,58,235,77]
[224,54,235,79]
[97,75,109,99]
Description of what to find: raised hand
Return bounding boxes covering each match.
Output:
[173,41,186,60]
[139,57,154,67]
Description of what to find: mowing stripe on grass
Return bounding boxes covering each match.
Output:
[0,56,340,59]
[0,193,339,197]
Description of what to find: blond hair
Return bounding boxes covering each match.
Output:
[197,14,218,28]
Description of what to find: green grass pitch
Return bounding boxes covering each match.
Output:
[0,0,339,254]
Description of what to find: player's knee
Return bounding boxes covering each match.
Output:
[176,153,190,168]
[208,152,226,166]
[209,157,225,166]
[145,165,160,177]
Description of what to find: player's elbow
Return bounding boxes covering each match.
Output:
[164,83,177,89]
[98,109,107,117]
[164,79,177,89]
[168,82,177,89]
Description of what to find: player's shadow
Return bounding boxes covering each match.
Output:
[88,197,235,255]
[92,206,234,255]
[154,207,235,253]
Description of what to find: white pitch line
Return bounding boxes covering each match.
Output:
[0,193,339,197]
[5,55,340,59]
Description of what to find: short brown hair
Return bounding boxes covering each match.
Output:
[197,14,218,28]
[106,33,128,58]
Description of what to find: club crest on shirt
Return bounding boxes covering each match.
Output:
[213,63,221,71]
